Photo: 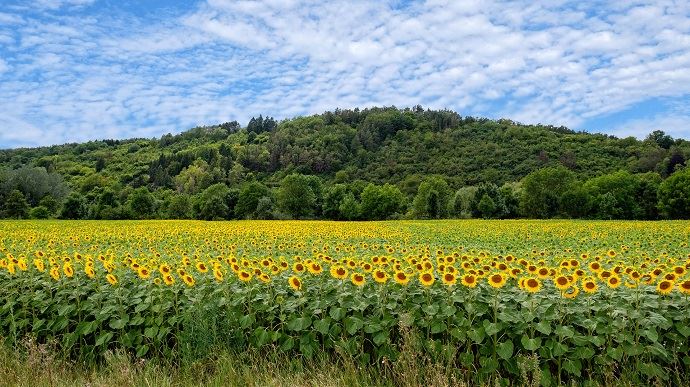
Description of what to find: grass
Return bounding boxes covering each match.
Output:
[1,336,683,387]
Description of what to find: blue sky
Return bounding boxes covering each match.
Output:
[1,0,689,148]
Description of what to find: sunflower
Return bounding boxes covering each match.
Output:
[213,269,224,282]
[196,262,209,273]
[419,272,435,287]
[50,267,60,280]
[293,262,306,273]
[138,267,151,280]
[524,277,541,293]
[678,280,690,295]
[673,266,686,276]
[183,274,195,287]
[351,273,365,286]
[62,263,74,278]
[259,273,271,283]
[158,264,170,275]
[163,274,175,285]
[554,275,570,290]
[562,286,579,299]
[607,250,616,258]
[582,278,598,293]
[537,268,550,279]
[106,273,118,285]
[238,270,252,282]
[85,266,96,279]
[373,269,389,284]
[288,276,302,291]
[606,275,621,289]
[488,273,507,288]
[657,280,674,295]
[394,271,410,285]
[461,274,477,288]
[330,265,348,280]
[589,261,602,272]
[308,262,323,275]
[442,272,457,286]
[33,259,45,272]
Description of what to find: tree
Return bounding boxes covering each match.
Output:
[235,181,271,219]
[476,194,496,219]
[323,184,348,219]
[360,183,405,220]
[196,183,232,220]
[520,167,576,218]
[254,196,275,219]
[60,192,87,219]
[29,206,51,219]
[412,176,451,219]
[582,171,642,219]
[646,130,674,150]
[174,160,214,194]
[451,186,478,218]
[89,187,121,219]
[637,172,661,220]
[127,187,156,219]
[167,195,193,219]
[38,195,60,216]
[658,167,690,219]
[277,174,316,218]
[559,186,591,218]
[0,166,68,205]
[4,190,29,219]
[339,193,361,220]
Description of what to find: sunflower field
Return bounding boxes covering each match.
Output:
[1,220,689,385]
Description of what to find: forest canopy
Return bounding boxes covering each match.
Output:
[1,106,689,220]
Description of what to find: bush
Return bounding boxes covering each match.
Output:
[29,206,51,219]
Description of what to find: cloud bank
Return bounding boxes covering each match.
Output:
[0,0,689,148]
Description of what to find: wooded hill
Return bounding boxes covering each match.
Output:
[1,106,689,220]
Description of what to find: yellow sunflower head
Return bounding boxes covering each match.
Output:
[419,272,435,287]
[289,276,302,291]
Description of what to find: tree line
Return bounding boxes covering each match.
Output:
[0,106,688,220]
[1,165,689,220]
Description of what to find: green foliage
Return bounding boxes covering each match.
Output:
[359,183,405,220]
[235,181,271,219]
[0,166,68,206]
[412,176,451,219]
[476,194,496,219]
[583,170,643,219]
[0,106,689,220]
[451,186,478,218]
[338,193,361,220]
[167,195,193,219]
[322,184,348,219]
[127,188,156,219]
[3,190,29,219]
[658,167,690,219]
[277,174,317,219]
[195,184,233,220]
[59,192,87,219]
[520,167,576,218]
[559,186,591,218]
[174,160,214,195]
[29,206,51,219]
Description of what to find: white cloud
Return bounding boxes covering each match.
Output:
[0,0,690,148]
[32,0,96,10]
[609,115,690,140]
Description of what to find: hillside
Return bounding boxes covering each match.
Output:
[0,106,688,220]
